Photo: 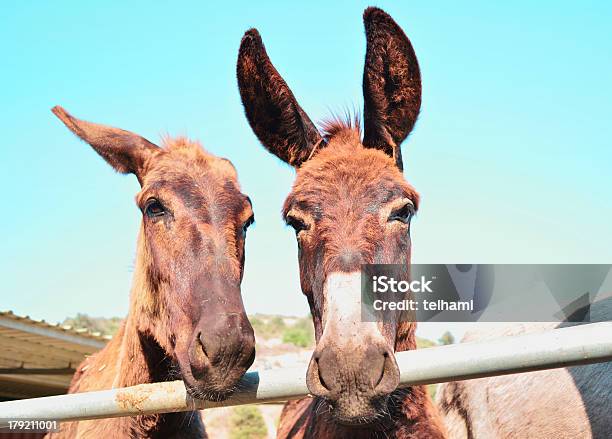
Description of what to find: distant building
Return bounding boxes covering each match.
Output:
[0,311,109,400]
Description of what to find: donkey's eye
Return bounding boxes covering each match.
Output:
[286,215,308,234]
[388,202,414,224]
[242,215,255,234]
[144,198,166,218]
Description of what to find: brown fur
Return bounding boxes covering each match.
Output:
[237,8,446,438]
[47,108,256,438]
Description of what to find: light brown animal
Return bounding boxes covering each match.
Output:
[47,107,256,438]
[237,7,447,438]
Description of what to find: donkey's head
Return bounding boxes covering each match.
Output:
[238,7,420,424]
[53,107,255,400]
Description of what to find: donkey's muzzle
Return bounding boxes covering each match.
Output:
[183,282,256,399]
[198,311,255,367]
[306,338,400,424]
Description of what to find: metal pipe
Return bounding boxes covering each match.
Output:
[1,322,611,425]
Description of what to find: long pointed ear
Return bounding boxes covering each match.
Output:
[52,106,159,183]
[237,29,324,167]
[362,8,422,171]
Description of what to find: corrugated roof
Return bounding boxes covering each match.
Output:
[0,311,112,342]
[0,311,111,399]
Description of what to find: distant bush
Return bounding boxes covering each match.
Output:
[416,337,437,349]
[282,318,314,348]
[282,328,311,347]
[62,313,122,337]
[428,384,438,399]
[250,314,287,339]
[283,317,315,348]
[438,331,455,345]
[229,406,267,439]
[251,314,315,348]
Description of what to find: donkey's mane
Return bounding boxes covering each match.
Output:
[155,136,238,179]
[161,136,209,154]
[319,111,361,143]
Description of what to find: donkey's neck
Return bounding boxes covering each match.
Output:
[114,229,172,388]
[391,326,448,438]
[105,232,205,438]
[109,318,202,438]
[390,386,448,438]
[114,315,170,388]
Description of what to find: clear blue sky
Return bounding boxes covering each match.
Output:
[1,1,611,340]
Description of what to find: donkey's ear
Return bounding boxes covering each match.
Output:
[362,8,422,171]
[237,29,324,167]
[52,106,158,182]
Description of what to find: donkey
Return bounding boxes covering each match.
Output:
[237,7,447,438]
[437,298,612,439]
[48,107,256,438]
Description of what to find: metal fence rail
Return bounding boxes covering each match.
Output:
[1,322,612,426]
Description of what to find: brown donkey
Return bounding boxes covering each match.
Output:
[48,107,256,438]
[237,8,446,439]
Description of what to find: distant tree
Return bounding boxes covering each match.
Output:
[438,331,455,345]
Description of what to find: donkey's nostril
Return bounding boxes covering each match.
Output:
[375,352,389,387]
[197,332,208,359]
[306,354,333,397]
[373,349,400,395]
[315,357,331,391]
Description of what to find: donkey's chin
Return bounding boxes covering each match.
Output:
[327,395,390,427]
[183,381,236,402]
[181,370,243,402]
[178,360,248,402]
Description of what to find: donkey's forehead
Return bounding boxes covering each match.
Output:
[135,138,246,214]
[285,143,418,213]
[145,138,239,185]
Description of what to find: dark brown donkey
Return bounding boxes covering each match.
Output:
[237,8,446,439]
[48,107,256,438]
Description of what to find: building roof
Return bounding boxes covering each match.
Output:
[0,311,110,399]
